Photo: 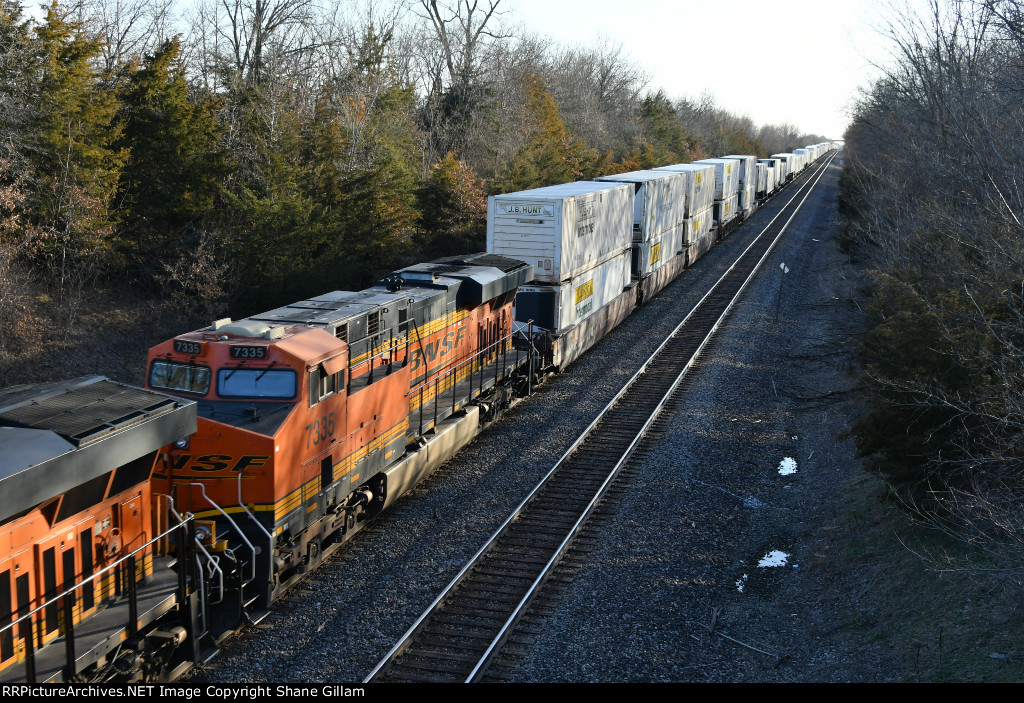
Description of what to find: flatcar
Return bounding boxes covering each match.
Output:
[0,376,198,683]
[145,253,532,628]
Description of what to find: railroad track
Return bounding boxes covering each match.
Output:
[364,153,838,683]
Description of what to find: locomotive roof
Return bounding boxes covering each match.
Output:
[385,252,533,302]
[244,253,532,331]
[0,376,197,523]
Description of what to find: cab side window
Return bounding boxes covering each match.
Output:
[309,365,344,406]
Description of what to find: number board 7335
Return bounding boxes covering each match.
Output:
[230,346,267,359]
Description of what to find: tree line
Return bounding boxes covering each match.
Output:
[841,0,1024,578]
[0,0,824,355]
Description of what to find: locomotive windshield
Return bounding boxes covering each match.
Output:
[217,368,297,399]
[149,360,211,395]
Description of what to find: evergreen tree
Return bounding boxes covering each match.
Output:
[493,72,596,192]
[115,36,226,273]
[221,102,321,310]
[27,1,125,275]
[636,91,696,165]
[0,0,36,236]
[415,152,487,257]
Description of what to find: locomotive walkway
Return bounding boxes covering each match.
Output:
[364,152,838,683]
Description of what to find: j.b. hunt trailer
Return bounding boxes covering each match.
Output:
[487,182,633,285]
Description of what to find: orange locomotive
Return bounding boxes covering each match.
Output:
[0,376,198,683]
[145,253,533,621]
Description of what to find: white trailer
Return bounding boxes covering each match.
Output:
[755,162,769,197]
[720,155,757,192]
[692,158,741,199]
[593,169,687,244]
[488,182,633,284]
[714,193,740,228]
[771,154,796,181]
[513,248,636,370]
[651,163,717,217]
[593,169,687,284]
[685,205,716,265]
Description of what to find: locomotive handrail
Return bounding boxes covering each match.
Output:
[158,493,220,635]
[348,327,409,378]
[189,483,258,588]
[236,468,274,579]
[0,515,195,677]
[165,500,223,610]
[404,328,521,400]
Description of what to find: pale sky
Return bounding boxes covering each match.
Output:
[24,0,900,138]
[502,0,897,139]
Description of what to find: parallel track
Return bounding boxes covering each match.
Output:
[365,152,837,683]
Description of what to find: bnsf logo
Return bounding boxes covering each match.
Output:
[410,327,466,372]
[169,455,270,472]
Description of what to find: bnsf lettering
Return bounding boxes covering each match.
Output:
[409,327,467,372]
[169,454,270,472]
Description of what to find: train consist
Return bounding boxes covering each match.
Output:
[0,143,836,683]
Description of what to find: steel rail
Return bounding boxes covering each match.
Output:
[364,151,837,683]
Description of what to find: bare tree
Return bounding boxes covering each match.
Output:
[843,0,1024,578]
[73,0,177,75]
[542,37,649,153]
[410,0,510,165]
[413,0,507,90]
[187,0,322,88]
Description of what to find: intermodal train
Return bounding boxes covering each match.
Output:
[0,143,837,683]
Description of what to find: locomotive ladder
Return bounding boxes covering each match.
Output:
[364,151,839,683]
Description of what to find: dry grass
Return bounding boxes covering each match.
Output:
[0,277,192,389]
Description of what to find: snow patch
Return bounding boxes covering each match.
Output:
[736,574,749,592]
[778,457,798,475]
[758,550,789,567]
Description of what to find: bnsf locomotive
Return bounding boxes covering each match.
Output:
[146,253,532,620]
[0,377,197,683]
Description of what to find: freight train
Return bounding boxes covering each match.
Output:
[0,143,837,683]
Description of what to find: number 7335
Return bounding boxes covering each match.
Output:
[306,412,335,448]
